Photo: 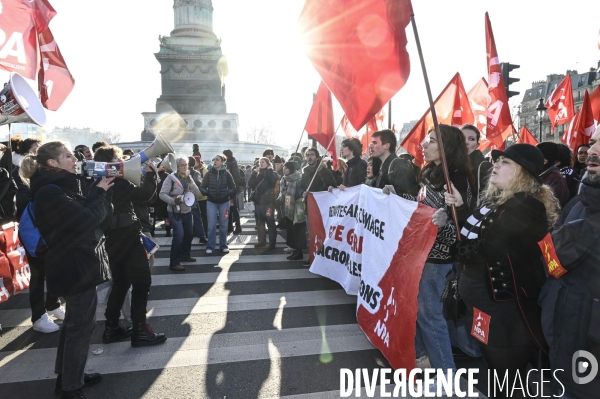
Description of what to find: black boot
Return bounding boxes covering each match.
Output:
[287,249,303,260]
[102,320,133,344]
[60,388,86,399]
[56,373,102,394]
[131,323,167,347]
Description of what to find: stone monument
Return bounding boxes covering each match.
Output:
[119,0,286,163]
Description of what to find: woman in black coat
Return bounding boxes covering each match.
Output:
[248,157,279,249]
[21,141,113,398]
[445,144,559,398]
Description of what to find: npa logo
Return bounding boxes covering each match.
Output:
[471,308,491,345]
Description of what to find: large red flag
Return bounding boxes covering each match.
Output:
[38,28,75,110]
[400,73,473,166]
[562,90,596,152]
[518,126,538,145]
[589,85,600,124]
[305,81,338,165]
[485,13,514,147]
[545,75,575,132]
[298,0,412,130]
[467,78,488,140]
[342,115,370,155]
[28,0,56,33]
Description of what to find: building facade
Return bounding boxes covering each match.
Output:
[519,61,600,143]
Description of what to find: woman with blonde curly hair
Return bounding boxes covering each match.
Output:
[445,144,559,398]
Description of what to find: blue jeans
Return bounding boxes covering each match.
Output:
[207,201,230,251]
[191,203,206,239]
[415,262,456,371]
[168,211,193,266]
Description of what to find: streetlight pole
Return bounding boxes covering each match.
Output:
[536,98,547,143]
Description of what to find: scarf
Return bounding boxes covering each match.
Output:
[282,171,302,220]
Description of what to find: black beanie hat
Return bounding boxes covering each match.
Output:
[536,142,559,165]
[274,155,283,164]
[284,161,297,173]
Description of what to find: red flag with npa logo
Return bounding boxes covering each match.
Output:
[485,13,514,147]
[562,90,596,153]
[545,75,575,133]
[518,126,538,145]
[38,27,75,110]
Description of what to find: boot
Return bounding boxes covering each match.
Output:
[233,225,242,234]
[56,373,102,394]
[102,320,132,344]
[60,388,86,399]
[287,249,303,260]
[131,323,167,347]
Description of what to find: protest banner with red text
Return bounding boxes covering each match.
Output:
[307,185,438,369]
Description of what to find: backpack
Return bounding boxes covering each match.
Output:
[19,184,60,258]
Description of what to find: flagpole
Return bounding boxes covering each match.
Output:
[409,13,461,239]
[388,100,392,129]
[304,133,337,195]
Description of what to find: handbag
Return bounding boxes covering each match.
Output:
[293,198,306,224]
[441,273,467,319]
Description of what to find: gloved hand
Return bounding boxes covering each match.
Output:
[174,196,184,205]
[382,185,396,195]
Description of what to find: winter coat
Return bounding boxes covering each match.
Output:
[299,164,336,193]
[539,183,600,398]
[248,167,278,206]
[375,154,419,198]
[559,166,579,201]
[12,166,29,221]
[159,173,201,213]
[153,170,170,218]
[540,165,569,208]
[227,156,244,187]
[200,165,236,204]
[108,172,156,224]
[278,171,303,220]
[469,150,492,202]
[31,167,112,297]
[457,193,549,349]
[344,156,367,188]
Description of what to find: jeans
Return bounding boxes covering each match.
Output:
[104,224,152,325]
[207,201,230,251]
[415,262,456,371]
[28,250,60,322]
[191,204,206,239]
[55,286,97,391]
[256,204,276,245]
[168,211,193,265]
[199,200,208,236]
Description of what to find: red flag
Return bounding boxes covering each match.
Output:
[298,0,412,130]
[305,81,337,165]
[467,78,489,140]
[545,75,575,132]
[37,28,75,110]
[589,85,600,124]
[518,126,538,145]
[562,90,596,152]
[367,108,385,135]
[28,0,56,33]
[400,73,473,166]
[485,13,514,147]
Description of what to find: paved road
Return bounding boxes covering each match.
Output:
[0,208,486,398]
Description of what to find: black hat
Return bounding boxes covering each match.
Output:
[491,144,544,183]
[274,155,282,164]
[284,161,296,173]
[536,142,559,165]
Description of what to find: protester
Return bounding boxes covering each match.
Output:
[263,148,275,162]
[537,142,570,207]
[20,141,113,398]
[249,157,279,249]
[573,143,589,177]
[556,143,579,200]
[273,155,284,178]
[154,158,173,237]
[540,127,600,398]
[365,156,381,187]
[398,153,421,180]
[74,144,92,161]
[461,124,492,203]
[223,149,242,234]
[300,148,337,195]
[187,156,207,244]
[245,162,253,201]
[370,129,418,198]
[446,144,559,399]
[200,154,236,254]
[94,146,166,348]
[192,143,201,157]
[91,141,108,154]
[277,160,306,260]
[412,125,474,383]
[193,155,209,238]
[341,138,367,189]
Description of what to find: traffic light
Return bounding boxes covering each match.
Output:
[500,62,520,99]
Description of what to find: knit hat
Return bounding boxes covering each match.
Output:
[536,142,559,165]
[491,144,544,183]
[274,155,283,164]
[284,161,297,173]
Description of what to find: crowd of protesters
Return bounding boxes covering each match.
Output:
[0,124,598,398]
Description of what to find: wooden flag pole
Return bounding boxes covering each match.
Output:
[410,13,461,239]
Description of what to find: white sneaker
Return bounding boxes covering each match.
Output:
[47,306,66,320]
[33,313,60,333]
[283,247,293,254]
[221,248,229,253]
[206,249,213,254]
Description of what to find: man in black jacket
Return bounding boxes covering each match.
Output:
[371,129,418,199]
[540,127,600,398]
[300,147,336,195]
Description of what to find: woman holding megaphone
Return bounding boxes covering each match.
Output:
[93,146,166,348]
[20,141,113,398]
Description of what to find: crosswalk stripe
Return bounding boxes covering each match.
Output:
[152,253,295,267]
[0,324,374,384]
[149,269,320,287]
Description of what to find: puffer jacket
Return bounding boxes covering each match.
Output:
[200,165,236,204]
[31,167,112,297]
[248,167,278,206]
[159,172,200,213]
